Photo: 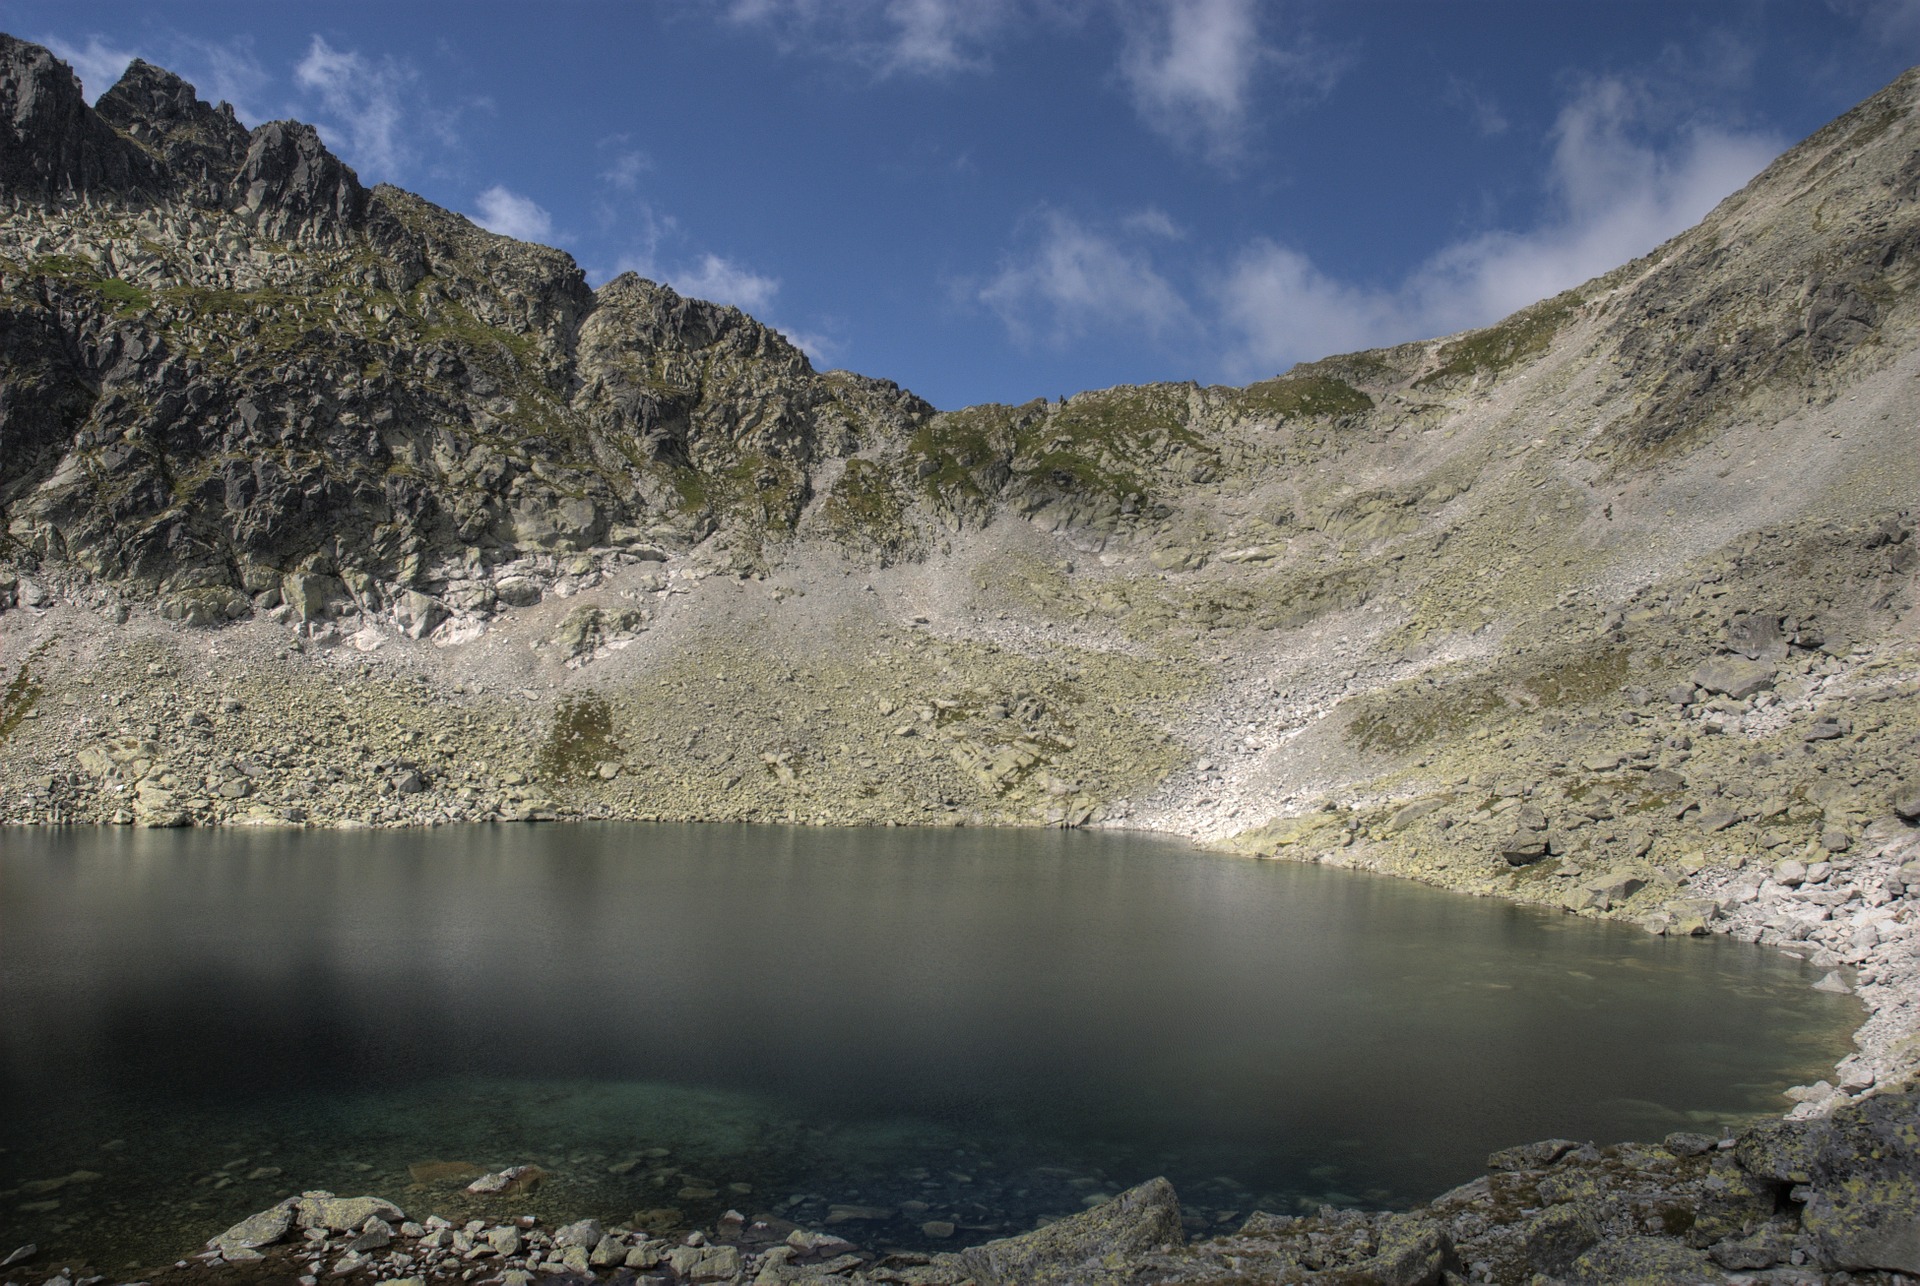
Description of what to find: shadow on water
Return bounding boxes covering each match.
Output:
[0,823,1860,1266]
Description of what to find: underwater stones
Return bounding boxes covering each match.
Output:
[824,1204,894,1224]
[464,1164,545,1195]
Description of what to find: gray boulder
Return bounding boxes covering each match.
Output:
[943,1177,1184,1285]
[1691,656,1777,700]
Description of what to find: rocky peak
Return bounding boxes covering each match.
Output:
[0,33,155,202]
[232,119,366,242]
[95,58,250,202]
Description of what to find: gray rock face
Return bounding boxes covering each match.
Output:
[946,1177,1184,1284]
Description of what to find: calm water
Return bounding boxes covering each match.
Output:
[0,824,1859,1268]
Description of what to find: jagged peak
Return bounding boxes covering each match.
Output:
[0,33,157,201]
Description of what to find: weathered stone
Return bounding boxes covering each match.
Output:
[551,1218,604,1247]
[1523,1200,1602,1276]
[1727,613,1788,661]
[1564,1235,1723,1284]
[944,1177,1183,1284]
[1500,833,1550,865]
[463,1165,545,1195]
[209,1198,297,1253]
[1691,657,1777,700]
[1487,1139,1581,1171]
[294,1193,404,1232]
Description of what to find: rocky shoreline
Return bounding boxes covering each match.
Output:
[5,1086,1915,1286]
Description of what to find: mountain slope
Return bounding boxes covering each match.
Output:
[0,37,1916,1094]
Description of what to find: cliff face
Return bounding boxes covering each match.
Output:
[0,33,930,626]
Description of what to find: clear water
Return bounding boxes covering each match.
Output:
[0,824,1858,1270]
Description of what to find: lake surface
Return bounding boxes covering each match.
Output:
[0,824,1859,1268]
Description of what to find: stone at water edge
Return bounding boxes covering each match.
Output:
[293,1191,405,1232]
[208,1196,297,1252]
[946,1176,1184,1284]
[464,1164,546,1194]
[550,1218,604,1247]
[0,1244,35,1268]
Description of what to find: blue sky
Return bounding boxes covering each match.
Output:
[11,1,1920,409]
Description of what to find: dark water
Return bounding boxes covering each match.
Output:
[0,824,1859,1268]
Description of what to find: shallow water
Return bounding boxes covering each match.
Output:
[0,824,1859,1268]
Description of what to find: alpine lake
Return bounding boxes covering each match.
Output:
[0,824,1860,1271]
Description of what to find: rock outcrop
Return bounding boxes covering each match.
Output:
[0,41,1917,1283]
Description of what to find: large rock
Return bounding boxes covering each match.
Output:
[208,1198,297,1254]
[1691,657,1777,700]
[293,1192,404,1233]
[1736,1089,1919,1274]
[1726,613,1789,661]
[944,1177,1184,1285]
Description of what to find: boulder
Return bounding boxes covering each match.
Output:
[1522,1200,1602,1276]
[283,572,347,622]
[1727,613,1789,661]
[551,1218,604,1248]
[1500,834,1550,866]
[208,1198,297,1253]
[944,1177,1184,1284]
[293,1192,404,1233]
[1691,657,1777,701]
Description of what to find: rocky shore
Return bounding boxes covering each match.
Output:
[3,34,1920,1286]
[5,1086,1915,1286]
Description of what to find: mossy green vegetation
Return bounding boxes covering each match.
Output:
[818,458,915,558]
[0,652,41,744]
[537,694,621,783]
[1232,372,1374,420]
[1416,292,1580,387]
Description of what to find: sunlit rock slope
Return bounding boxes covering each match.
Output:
[1,38,1918,1090]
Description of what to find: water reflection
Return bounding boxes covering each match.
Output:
[0,824,1858,1265]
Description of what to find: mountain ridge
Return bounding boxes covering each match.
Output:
[0,32,1917,1125]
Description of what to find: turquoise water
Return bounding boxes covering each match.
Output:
[0,824,1859,1269]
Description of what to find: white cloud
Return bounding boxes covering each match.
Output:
[601,148,650,191]
[726,0,1013,76]
[773,323,843,365]
[471,185,555,242]
[1213,74,1784,377]
[293,36,420,179]
[668,253,782,315]
[1117,0,1340,159]
[1444,75,1509,137]
[1122,207,1184,239]
[976,209,1192,347]
[40,34,138,104]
